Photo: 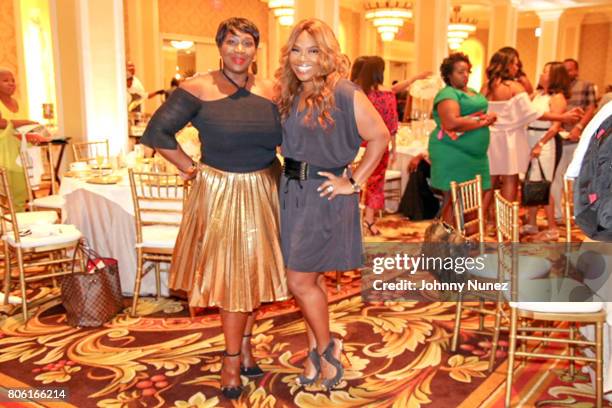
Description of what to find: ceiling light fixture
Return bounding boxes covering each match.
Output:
[365,1,413,42]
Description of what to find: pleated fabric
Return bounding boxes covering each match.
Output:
[169,160,289,312]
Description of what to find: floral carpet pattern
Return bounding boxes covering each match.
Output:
[0,214,608,407]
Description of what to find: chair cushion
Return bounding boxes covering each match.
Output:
[136,225,179,249]
[508,277,604,313]
[385,169,401,181]
[32,195,65,209]
[467,253,551,279]
[3,211,59,232]
[4,224,81,249]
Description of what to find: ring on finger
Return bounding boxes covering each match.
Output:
[326,185,334,193]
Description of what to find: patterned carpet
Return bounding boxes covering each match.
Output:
[0,214,609,407]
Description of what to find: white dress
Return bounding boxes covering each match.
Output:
[487,92,544,175]
[526,92,556,182]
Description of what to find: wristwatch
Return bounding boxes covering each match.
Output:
[349,177,361,193]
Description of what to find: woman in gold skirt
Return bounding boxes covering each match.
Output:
[140,18,288,400]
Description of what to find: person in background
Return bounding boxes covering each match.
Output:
[140,18,288,400]
[523,62,572,241]
[551,58,597,221]
[354,56,398,235]
[126,61,148,112]
[349,55,368,82]
[428,53,497,225]
[275,19,389,391]
[393,80,407,120]
[481,48,581,232]
[499,46,533,94]
[0,68,49,211]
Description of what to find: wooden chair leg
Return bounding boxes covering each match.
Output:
[488,302,502,372]
[131,249,144,317]
[335,270,341,293]
[451,295,463,352]
[595,321,603,408]
[16,249,28,321]
[2,243,10,305]
[154,262,161,300]
[519,319,528,366]
[505,308,519,408]
[569,324,576,378]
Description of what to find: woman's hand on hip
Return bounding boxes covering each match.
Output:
[317,172,354,200]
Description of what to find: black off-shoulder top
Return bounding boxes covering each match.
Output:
[141,87,282,173]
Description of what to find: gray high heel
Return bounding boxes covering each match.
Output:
[296,348,321,386]
[320,339,345,391]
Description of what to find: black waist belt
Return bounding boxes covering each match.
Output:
[527,126,549,131]
[283,157,346,181]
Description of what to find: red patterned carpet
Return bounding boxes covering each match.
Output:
[0,214,608,407]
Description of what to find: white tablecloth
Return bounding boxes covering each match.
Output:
[59,169,169,296]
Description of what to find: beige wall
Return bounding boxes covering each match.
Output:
[579,21,611,95]
[516,27,538,86]
[339,7,360,63]
[158,0,268,42]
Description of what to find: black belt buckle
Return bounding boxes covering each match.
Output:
[300,162,308,181]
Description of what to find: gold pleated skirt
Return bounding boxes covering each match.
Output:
[169,161,289,312]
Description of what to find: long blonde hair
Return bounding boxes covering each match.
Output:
[274,19,349,128]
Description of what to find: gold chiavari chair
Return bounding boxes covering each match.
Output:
[450,174,485,242]
[19,149,64,215]
[563,177,575,243]
[0,167,82,320]
[72,140,110,164]
[450,175,488,357]
[502,185,605,407]
[128,170,188,317]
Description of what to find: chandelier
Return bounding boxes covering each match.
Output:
[447,6,477,50]
[365,1,413,42]
[268,0,295,26]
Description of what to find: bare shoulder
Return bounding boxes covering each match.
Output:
[509,80,526,95]
[179,73,215,100]
[252,77,276,100]
[550,92,567,109]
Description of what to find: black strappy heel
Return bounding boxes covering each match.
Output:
[320,339,345,391]
[240,334,264,378]
[296,348,321,386]
[221,351,243,399]
[362,220,380,236]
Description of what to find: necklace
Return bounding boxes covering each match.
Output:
[221,69,248,90]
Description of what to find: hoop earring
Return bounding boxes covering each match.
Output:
[219,58,224,70]
[251,61,258,75]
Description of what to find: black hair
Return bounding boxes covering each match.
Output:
[356,56,385,94]
[440,53,471,86]
[215,17,260,48]
[350,56,369,82]
[563,58,579,70]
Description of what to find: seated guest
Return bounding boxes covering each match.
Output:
[398,153,440,220]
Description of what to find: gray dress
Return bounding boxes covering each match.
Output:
[280,79,364,272]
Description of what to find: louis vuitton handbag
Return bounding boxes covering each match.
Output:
[521,158,551,207]
[61,241,123,327]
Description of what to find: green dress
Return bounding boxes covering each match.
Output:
[428,86,491,191]
[0,102,27,212]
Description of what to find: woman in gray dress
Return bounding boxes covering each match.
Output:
[274,19,389,390]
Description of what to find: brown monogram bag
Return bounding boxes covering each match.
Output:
[61,241,123,327]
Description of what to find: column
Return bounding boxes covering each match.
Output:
[125,0,162,114]
[294,0,340,33]
[535,10,563,80]
[267,12,292,79]
[50,0,128,156]
[359,11,379,57]
[556,11,584,61]
[488,0,519,59]
[414,0,450,74]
